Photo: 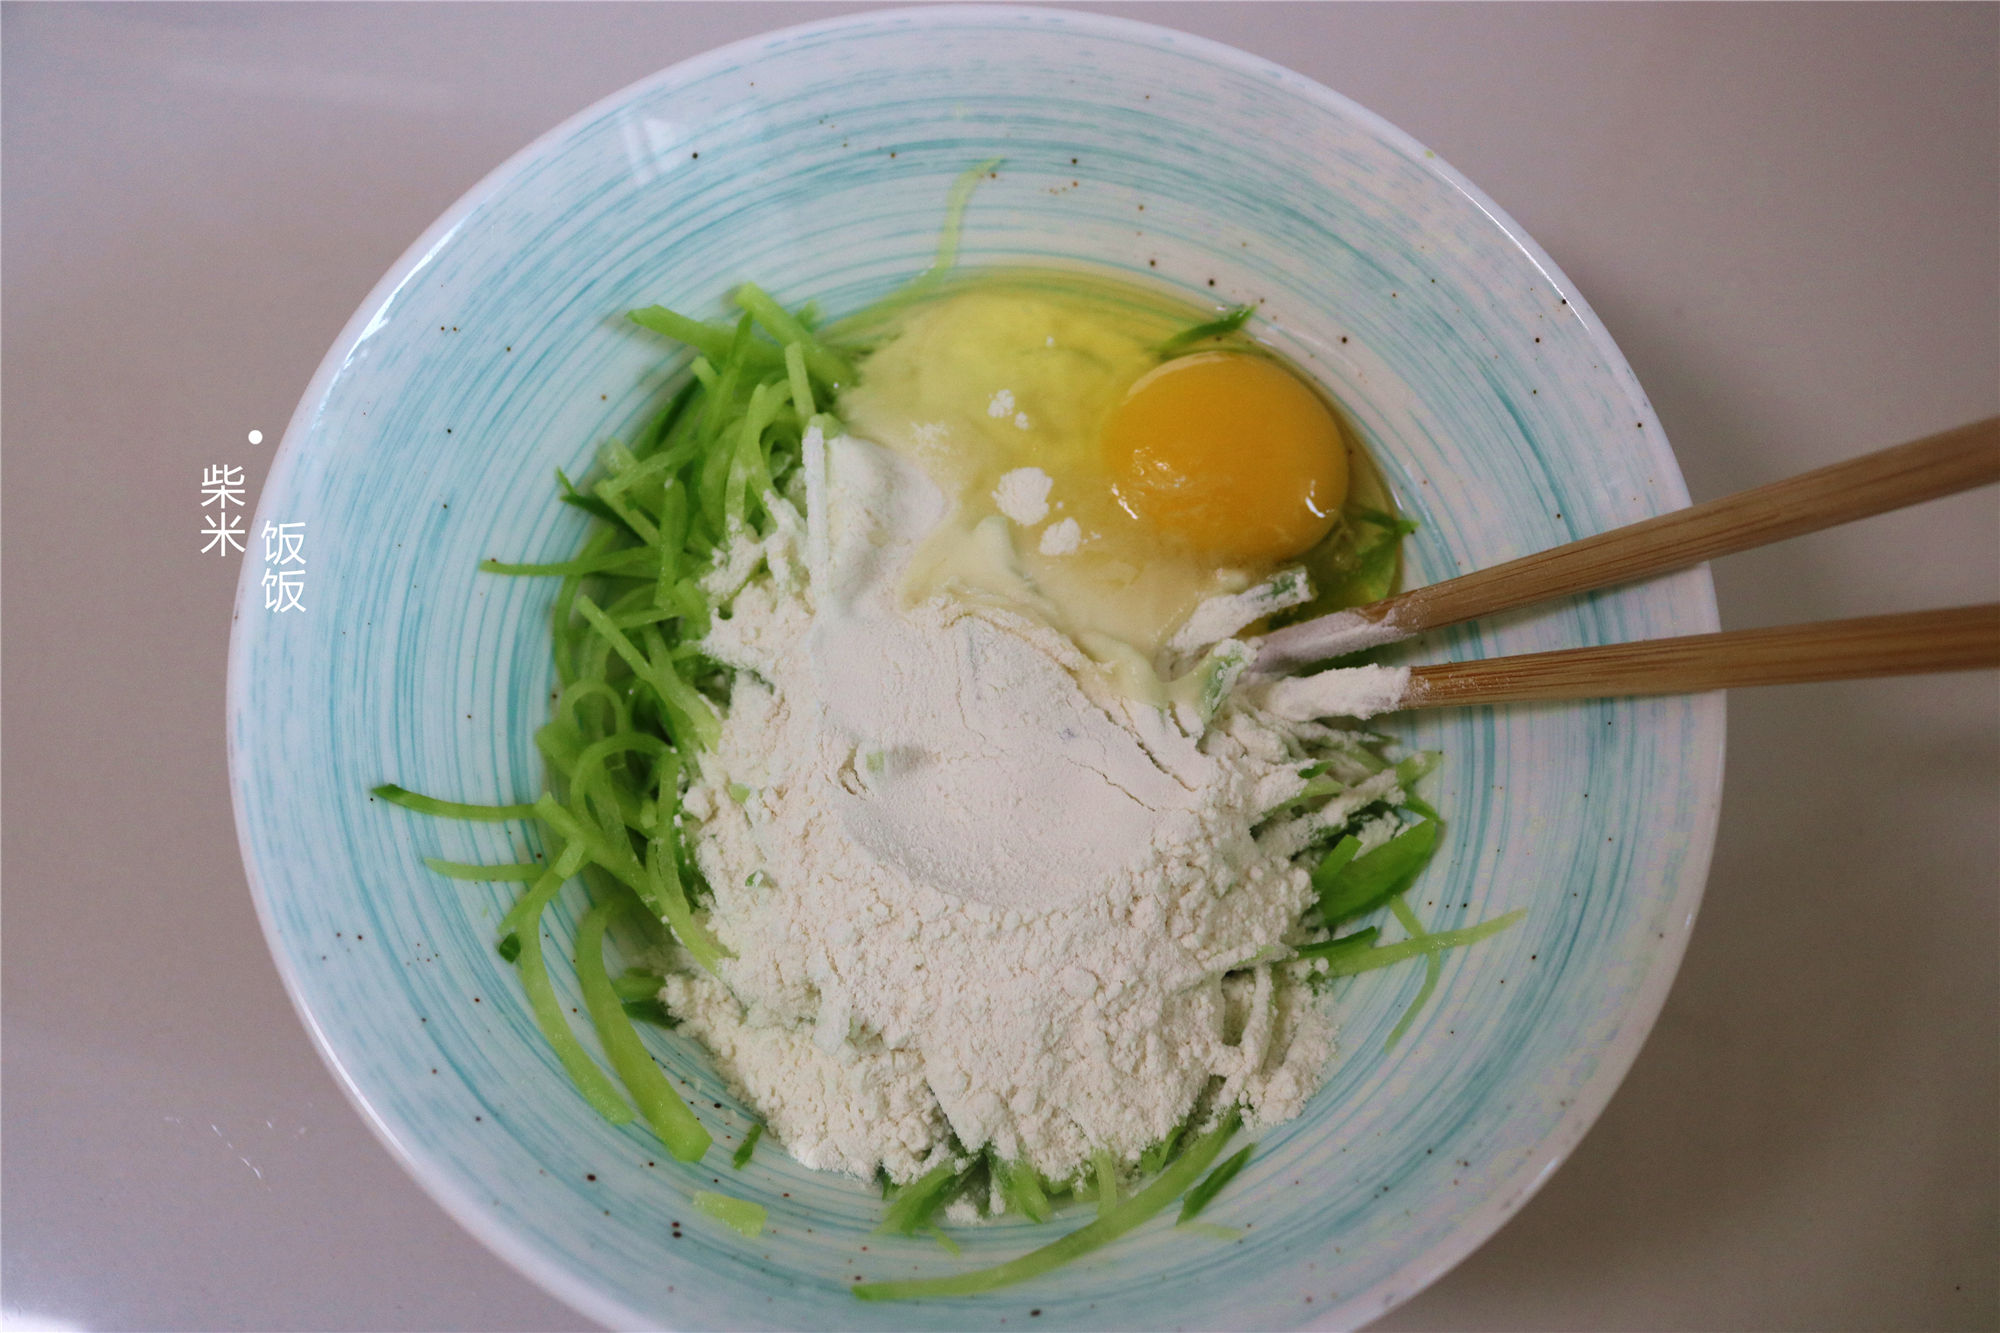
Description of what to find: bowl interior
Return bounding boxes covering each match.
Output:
[230,8,1721,1329]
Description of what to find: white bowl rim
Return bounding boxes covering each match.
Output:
[228,6,1725,1329]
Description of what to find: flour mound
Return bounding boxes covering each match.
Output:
[676,434,1342,1183]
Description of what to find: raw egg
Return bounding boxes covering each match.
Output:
[1102,351,1348,566]
[841,272,1375,657]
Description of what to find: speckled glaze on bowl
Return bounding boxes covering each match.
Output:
[229,8,1722,1329]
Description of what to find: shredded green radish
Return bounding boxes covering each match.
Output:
[1177,1221,1244,1242]
[1177,1143,1255,1224]
[1155,303,1255,357]
[1316,911,1527,977]
[1135,1119,1188,1176]
[422,858,546,882]
[878,1162,965,1236]
[511,878,631,1126]
[575,900,711,1161]
[495,845,587,946]
[1317,820,1439,924]
[732,1122,764,1170]
[1384,894,1443,1050]
[1300,925,1380,968]
[1301,811,1523,999]
[852,1113,1241,1302]
[918,158,1000,281]
[1092,1149,1122,1216]
[690,1190,767,1239]
[371,784,535,822]
[610,969,666,1003]
[994,1158,1053,1224]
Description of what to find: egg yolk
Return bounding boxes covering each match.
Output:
[1102,351,1348,567]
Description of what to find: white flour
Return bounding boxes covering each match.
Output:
[1039,517,1082,556]
[1257,663,1411,722]
[993,466,1053,525]
[673,432,1400,1185]
[985,387,1033,431]
[1254,606,1408,672]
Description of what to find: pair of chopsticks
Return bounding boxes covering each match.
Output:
[1254,417,2000,711]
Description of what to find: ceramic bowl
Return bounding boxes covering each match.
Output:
[230,7,1722,1328]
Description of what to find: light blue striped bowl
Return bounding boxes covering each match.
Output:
[230,8,1722,1329]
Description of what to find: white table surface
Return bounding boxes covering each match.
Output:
[4,4,1995,1330]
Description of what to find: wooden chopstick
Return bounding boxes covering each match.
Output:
[1256,416,2000,672]
[1394,604,2000,712]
